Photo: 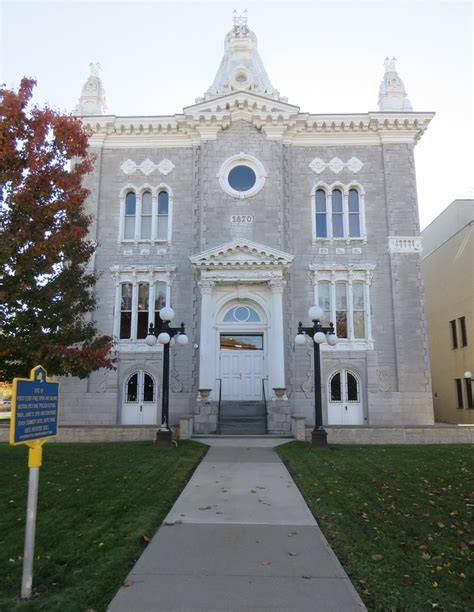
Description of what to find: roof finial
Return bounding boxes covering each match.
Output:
[89,62,101,78]
[384,57,397,73]
[232,9,249,36]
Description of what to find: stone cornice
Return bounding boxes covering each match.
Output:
[79,103,434,147]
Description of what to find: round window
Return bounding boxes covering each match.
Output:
[228,166,256,192]
[217,153,267,199]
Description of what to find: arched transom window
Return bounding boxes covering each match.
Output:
[223,305,261,323]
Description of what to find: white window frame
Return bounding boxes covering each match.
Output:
[111,265,175,352]
[311,181,367,244]
[310,264,375,351]
[118,183,173,244]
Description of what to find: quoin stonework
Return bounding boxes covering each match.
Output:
[62,14,435,433]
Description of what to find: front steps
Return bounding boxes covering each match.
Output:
[218,401,266,435]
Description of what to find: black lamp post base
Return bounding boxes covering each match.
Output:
[311,429,328,449]
[154,429,173,448]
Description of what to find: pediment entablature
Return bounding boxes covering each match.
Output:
[190,239,294,270]
[184,91,300,117]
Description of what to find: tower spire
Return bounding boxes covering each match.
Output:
[203,11,281,101]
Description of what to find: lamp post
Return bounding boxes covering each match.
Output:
[145,306,188,448]
[295,305,338,448]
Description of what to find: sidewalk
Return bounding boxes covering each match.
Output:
[108,439,365,611]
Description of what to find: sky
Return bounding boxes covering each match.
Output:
[1,0,472,229]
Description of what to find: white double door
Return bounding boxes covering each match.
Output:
[122,371,157,425]
[220,349,264,401]
[327,370,363,425]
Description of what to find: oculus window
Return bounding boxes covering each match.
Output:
[217,153,267,199]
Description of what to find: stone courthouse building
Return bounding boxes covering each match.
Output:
[61,14,435,433]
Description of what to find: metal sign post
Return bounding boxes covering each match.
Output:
[9,365,59,600]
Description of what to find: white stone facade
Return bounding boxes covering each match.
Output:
[62,17,435,431]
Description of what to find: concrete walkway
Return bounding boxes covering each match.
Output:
[108,439,365,611]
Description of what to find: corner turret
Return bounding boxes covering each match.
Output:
[378,57,413,111]
[74,63,107,116]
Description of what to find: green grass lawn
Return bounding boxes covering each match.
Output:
[0,440,207,611]
[277,443,473,611]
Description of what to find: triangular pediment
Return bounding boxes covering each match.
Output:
[190,239,294,269]
[184,91,300,117]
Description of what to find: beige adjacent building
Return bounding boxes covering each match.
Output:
[422,200,474,423]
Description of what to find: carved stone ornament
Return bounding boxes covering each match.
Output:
[377,368,390,392]
[141,159,156,176]
[157,159,175,175]
[329,157,344,173]
[120,158,175,176]
[388,236,422,254]
[309,157,363,174]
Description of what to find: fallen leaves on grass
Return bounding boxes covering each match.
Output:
[371,554,384,561]
[123,580,134,588]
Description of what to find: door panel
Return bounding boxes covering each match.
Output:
[220,348,263,401]
[328,370,363,425]
[123,371,157,424]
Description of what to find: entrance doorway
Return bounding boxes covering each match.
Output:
[327,370,363,425]
[122,371,157,424]
[220,334,264,400]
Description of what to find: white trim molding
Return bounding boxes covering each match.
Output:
[311,181,367,244]
[388,236,422,254]
[310,263,376,351]
[217,152,267,199]
[110,265,175,351]
[118,183,173,245]
[190,239,294,271]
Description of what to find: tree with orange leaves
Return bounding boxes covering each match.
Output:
[0,78,114,380]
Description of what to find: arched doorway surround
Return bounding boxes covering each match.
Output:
[190,239,294,402]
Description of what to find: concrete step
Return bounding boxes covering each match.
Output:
[219,426,266,435]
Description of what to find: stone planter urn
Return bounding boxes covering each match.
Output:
[198,388,212,402]
[272,387,287,400]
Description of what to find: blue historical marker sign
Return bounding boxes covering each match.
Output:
[10,366,60,445]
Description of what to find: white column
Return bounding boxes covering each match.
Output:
[268,279,286,398]
[198,280,215,396]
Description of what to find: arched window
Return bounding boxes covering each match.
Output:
[140,191,152,240]
[315,189,327,238]
[157,191,169,241]
[120,186,172,243]
[124,192,136,240]
[126,372,155,403]
[348,189,360,237]
[312,183,365,241]
[331,189,344,238]
[223,305,261,323]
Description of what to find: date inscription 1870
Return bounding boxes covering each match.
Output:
[230,215,254,224]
